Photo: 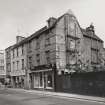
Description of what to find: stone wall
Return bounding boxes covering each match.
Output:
[55,71,105,97]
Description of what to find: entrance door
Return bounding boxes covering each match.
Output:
[44,73,47,88]
[44,72,53,89]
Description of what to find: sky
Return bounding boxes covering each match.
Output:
[0,0,105,49]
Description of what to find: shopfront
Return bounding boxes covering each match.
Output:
[11,75,25,88]
[30,69,54,91]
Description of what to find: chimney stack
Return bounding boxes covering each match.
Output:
[86,23,95,36]
[47,17,57,28]
[16,36,25,43]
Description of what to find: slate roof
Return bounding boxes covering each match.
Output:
[81,28,103,42]
[12,26,48,49]
[11,11,103,49]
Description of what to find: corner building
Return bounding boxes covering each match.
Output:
[26,10,104,91]
[6,10,104,91]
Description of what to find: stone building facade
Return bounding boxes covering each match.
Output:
[5,10,105,90]
[81,26,104,71]
[25,10,105,90]
[10,36,27,88]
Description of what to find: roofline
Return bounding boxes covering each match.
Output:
[8,12,77,50]
[81,28,103,42]
[5,45,13,50]
[8,12,104,50]
[83,34,103,42]
[11,26,50,49]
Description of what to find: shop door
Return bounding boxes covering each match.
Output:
[44,74,47,88]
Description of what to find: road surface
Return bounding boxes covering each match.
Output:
[0,88,104,105]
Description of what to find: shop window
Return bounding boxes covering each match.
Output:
[39,73,43,87]
[34,73,39,88]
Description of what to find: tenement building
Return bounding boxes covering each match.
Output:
[5,10,105,91]
[10,36,27,88]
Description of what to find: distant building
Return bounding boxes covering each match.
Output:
[5,10,105,90]
[5,46,12,84]
[0,50,5,84]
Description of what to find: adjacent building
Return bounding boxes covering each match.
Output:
[10,36,27,88]
[5,10,105,91]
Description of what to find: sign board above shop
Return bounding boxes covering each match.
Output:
[31,64,56,71]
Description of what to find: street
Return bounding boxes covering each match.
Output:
[0,88,104,105]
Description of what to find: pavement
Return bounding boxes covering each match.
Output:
[7,88,105,103]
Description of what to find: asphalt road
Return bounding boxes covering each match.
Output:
[0,88,104,105]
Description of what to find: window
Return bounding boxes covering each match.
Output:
[34,73,39,88]
[7,63,11,72]
[46,57,50,64]
[45,37,50,46]
[36,54,40,65]
[67,52,76,65]
[22,45,24,55]
[45,51,50,64]
[17,61,19,70]
[22,59,24,70]
[34,73,43,88]
[29,41,32,49]
[28,57,32,68]
[36,39,40,49]
[13,62,15,70]
[67,38,76,51]
[37,59,40,66]
[91,49,98,64]
[17,48,19,57]
[70,40,75,49]
[13,50,15,58]
[6,51,9,58]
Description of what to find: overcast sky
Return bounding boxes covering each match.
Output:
[0,0,105,49]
